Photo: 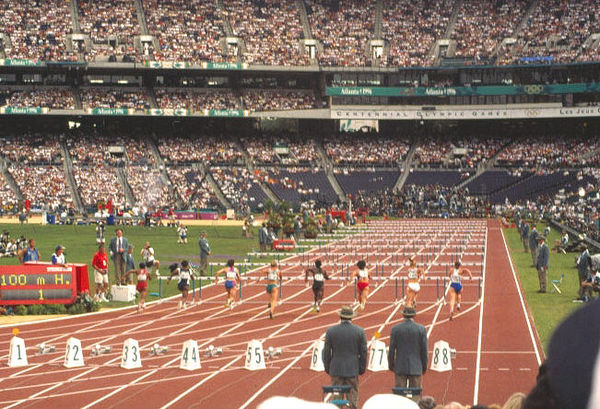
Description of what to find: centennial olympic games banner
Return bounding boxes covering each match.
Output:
[331,106,600,120]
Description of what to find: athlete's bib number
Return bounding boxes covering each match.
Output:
[314,273,324,282]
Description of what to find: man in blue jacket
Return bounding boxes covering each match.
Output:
[388,307,428,402]
[323,305,367,409]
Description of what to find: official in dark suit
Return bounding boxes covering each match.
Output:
[258,223,267,252]
[529,226,539,266]
[109,228,129,285]
[521,222,530,253]
[388,307,428,402]
[198,231,211,275]
[322,305,367,409]
[536,236,550,293]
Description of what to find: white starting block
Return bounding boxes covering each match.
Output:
[111,285,136,302]
[244,340,266,371]
[8,336,28,367]
[150,343,169,356]
[204,345,223,357]
[264,346,282,360]
[180,340,201,371]
[38,342,57,354]
[310,340,325,372]
[91,344,112,356]
[121,338,142,369]
[367,340,388,372]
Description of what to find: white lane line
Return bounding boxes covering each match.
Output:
[473,226,488,404]
[500,228,543,365]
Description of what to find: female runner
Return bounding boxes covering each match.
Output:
[123,262,151,313]
[304,259,330,312]
[448,260,473,320]
[264,260,282,319]
[350,259,370,311]
[406,255,425,308]
[167,260,194,309]
[215,259,240,309]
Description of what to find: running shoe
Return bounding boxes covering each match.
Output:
[178,301,183,309]
[312,304,317,312]
[316,305,320,312]
[269,311,273,320]
[449,312,453,321]
[359,304,365,311]
[457,303,461,311]
[100,294,108,302]
[230,301,235,310]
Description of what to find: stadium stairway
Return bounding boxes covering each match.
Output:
[393,139,418,192]
[69,0,81,34]
[147,138,185,208]
[60,141,85,212]
[456,139,512,190]
[203,163,232,210]
[0,160,23,202]
[315,143,345,202]
[235,138,279,203]
[296,0,313,40]
[135,0,150,36]
[117,167,136,207]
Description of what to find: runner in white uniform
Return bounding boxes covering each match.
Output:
[215,259,241,309]
[263,260,282,319]
[448,260,473,321]
[167,260,194,309]
[406,255,425,308]
[350,259,370,311]
[141,241,160,276]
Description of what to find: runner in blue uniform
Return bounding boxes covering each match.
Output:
[448,260,472,321]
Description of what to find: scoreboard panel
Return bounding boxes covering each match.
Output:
[0,264,79,305]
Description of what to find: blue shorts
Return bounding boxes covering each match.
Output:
[266,284,277,293]
[178,279,189,292]
[225,280,236,290]
[450,282,462,293]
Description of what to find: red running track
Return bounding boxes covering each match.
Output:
[0,219,543,408]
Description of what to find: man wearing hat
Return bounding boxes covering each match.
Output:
[198,231,211,276]
[388,307,428,402]
[535,236,550,293]
[322,306,367,409]
[51,245,66,266]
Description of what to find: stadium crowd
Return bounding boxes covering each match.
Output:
[158,135,243,165]
[306,0,375,67]
[80,88,150,111]
[496,136,600,167]
[0,0,75,61]
[144,0,227,63]
[155,89,241,111]
[225,0,309,66]
[2,0,600,66]
[166,167,220,209]
[381,0,451,67]
[3,89,75,110]
[0,134,62,164]
[325,135,410,166]
[127,166,177,208]
[8,165,72,210]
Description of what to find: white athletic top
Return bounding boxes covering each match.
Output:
[178,226,187,237]
[267,269,279,281]
[357,269,369,279]
[142,247,155,263]
[137,269,148,282]
[226,268,238,280]
[178,268,191,282]
[407,267,419,280]
[450,268,461,284]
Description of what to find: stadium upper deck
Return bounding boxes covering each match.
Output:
[1,0,599,67]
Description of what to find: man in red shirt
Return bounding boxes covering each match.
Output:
[92,244,109,302]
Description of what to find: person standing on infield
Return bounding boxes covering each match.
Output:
[322,305,367,409]
[536,236,550,293]
[109,229,129,285]
[388,307,428,402]
[198,231,211,276]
